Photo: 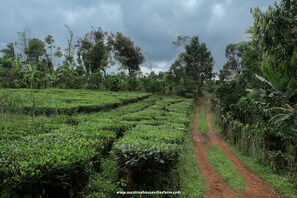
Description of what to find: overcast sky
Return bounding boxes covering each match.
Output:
[0,0,278,74]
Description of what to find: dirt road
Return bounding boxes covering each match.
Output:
[192,97,280,198]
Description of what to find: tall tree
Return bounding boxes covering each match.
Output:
[170,53,187,82]
[64,25,75,65]
[184,36,213,81]
[251,0,297,162]
[54,47,63,66]
[225,44,243,73]
[15,28,30,60]
[219,42,259,80]
[44,34,55,65]
[251,0,297,93]
[108,32,144,75]
[25,38,45,63]
[172,36,214,95]
[77,27,109,75]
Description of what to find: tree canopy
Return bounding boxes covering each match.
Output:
[108,32,144,75]
[213,0,297,183]
[77,28,109,75]
[170,36,214,96]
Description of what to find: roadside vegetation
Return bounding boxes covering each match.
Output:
[213,107,296,197]
[178,104,205,197]
[211,0,297,193]
[230,146,297,198]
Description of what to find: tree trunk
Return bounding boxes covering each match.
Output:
[262,135,270,164]
[103,69,107,79]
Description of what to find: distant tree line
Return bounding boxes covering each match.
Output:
[0,26,214,97]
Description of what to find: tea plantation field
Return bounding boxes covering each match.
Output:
[0,89,194,197]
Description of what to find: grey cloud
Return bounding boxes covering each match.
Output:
[0,0,278,72]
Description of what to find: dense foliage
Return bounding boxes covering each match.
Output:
[170,36,214,96]
[213,0,297,189]
[0,89,192,197]
[0,89,150,115]
[0,28,213,98]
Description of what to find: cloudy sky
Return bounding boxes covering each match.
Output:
[0,0,278,74]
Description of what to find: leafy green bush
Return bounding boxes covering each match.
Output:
[0,90,193,196]
[0,127,115,196]
[113,98,192,191]
[0,89,150,115]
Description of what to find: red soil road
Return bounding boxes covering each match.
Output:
[203,97,280,198]
[192,102,237,198]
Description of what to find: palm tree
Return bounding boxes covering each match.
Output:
[0,43,15,59]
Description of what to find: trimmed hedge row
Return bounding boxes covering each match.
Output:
[114,98,193,189]
[0,129,115,197]
[0,96,158,140]
[0,94,160,197]
[0,88,151,115]
[0,92,193,196]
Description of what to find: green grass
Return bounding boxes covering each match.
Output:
[206,145,246,192]
[230,146,297,198]
[197,104,209,134]
[178,120,205,197]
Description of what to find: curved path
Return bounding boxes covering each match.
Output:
[192,97,280,198]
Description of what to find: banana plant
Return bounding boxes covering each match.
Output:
[270,104,297,134]
[46,71,58,88]
[23,62,39,89]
